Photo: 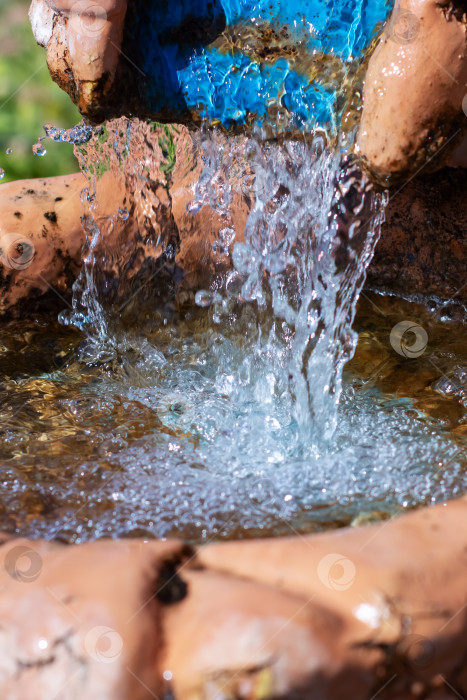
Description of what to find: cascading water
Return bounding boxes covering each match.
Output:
[1,0,466,544]
[189,128,387,443]
[0,106,463,544]
[60,118,387,446]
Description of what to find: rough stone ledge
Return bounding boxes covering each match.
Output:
[1,497,467,699]
[369,167,467,303]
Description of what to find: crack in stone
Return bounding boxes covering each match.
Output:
[14,628,87,678]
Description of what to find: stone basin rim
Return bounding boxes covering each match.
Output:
[1,494,467,698]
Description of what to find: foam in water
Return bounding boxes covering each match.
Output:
[66,121,386,447]
[188,127,386,442]
[2,118,460,543]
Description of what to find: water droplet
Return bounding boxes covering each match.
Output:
[57,310,72,326]
[5,148,12,155]
[44,124,62,141]
[225,271,246,299]
[232,242,258,275]
[219,227,235,245]
[118,208,129,221]
[32,142,47,157]
[0,169,4,180]
[44,122,94,145]
[212,241,227,257]
[195,290,214,307]
[186,200,202,215]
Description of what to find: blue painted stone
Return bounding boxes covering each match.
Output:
[125,0,394,130]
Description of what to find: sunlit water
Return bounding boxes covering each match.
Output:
[0,294,466,542]
[0,117,466,542]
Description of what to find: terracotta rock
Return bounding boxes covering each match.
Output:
[0,537,187,699]
[1,498,467,698]
[192,496,467,698]
[368,167,467,301]
[198,496,467,621]
[0,173,85,318]
[29,0,128,120]
[161,570,371,700]
[448,132,467,168]
[356,0,467,184]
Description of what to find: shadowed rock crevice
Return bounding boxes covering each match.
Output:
[368,167,467,301]
[153,548,194,606]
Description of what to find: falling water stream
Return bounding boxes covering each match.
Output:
[0,117,466,542]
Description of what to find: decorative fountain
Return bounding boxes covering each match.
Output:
[0,0,466,698]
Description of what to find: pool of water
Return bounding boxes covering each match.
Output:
[0,292,465,543]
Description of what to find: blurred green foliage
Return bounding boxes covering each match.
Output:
[0,1,80,183]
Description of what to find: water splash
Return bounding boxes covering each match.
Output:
[2,123,465,544]
[43,123,94,145]
[59,119,387,444]
[58,119,176,359]
[188,127,386,442]
[32,141,46,157]
[33,118,421,541]
[1,291,466,542]
[58,181,112,351]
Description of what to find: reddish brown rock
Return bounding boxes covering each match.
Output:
[1,498,467,698]
[356,0,467,184]
[0,537,187,699]
[0,173,85,318]
[189,497,467,699]
[161,570,364,700]
[368,167,467,301]
[29,0,128,120]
